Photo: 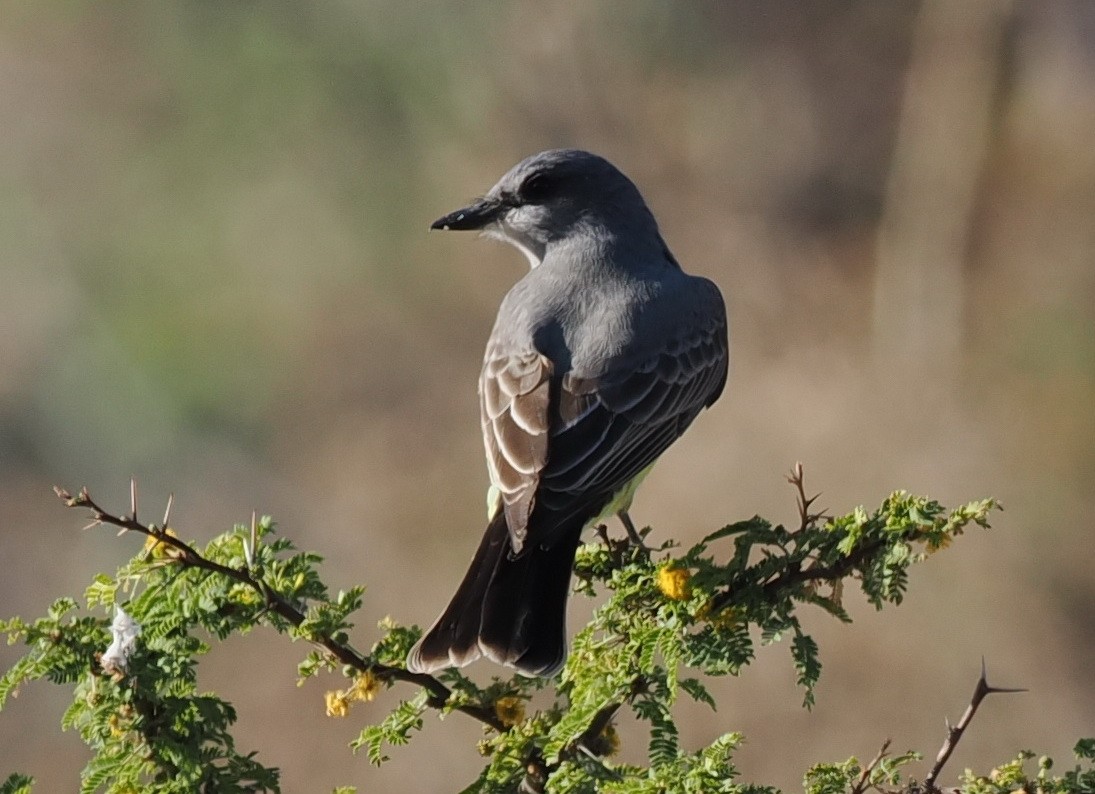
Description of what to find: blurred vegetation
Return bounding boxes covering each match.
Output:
[1,2,1093,792]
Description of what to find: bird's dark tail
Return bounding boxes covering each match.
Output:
[406,510,581,677]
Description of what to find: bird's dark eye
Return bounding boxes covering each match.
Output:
[519,171,555,203]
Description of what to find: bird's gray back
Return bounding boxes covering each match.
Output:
[489,256,725,383]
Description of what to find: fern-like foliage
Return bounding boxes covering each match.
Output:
[3,480,1090,793]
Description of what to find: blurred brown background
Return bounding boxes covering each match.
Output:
[1,2,1092,791]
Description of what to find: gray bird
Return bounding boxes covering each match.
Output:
[406,149,728,677]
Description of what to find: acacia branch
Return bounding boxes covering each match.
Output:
[923,659,1026,791]
[850,738,891,794]
[709,535,884,613]
[788,461,827,534]
[708,464,884,612]
[53,483,507,733]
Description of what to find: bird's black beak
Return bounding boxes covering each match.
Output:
[430,197,504,231]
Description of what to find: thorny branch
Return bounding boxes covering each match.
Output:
[53,482,507,733]
[851,738,891,794]
[789,461,828,533]
[710,464,879,612]
[923,659,1026,792]
[55,481,660,771]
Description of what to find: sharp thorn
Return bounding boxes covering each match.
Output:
[246,511,259,567]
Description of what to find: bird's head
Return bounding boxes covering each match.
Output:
[430,149,652,268]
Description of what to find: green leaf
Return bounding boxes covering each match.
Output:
[0,773,34,794]
[679,678,716,710]
[351,691,428,766]
[700,517,772,545]
[804,757,859,794]
[791,631,821,708]
[84,574,118,609]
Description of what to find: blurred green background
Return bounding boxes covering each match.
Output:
[2,2,1092,791]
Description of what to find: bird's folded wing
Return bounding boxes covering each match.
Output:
[541,320,727,508]
[480,314,727,552]
[480,350,552,553]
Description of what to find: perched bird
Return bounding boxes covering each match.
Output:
[407,149,728,677]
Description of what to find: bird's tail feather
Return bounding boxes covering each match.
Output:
[406,510,580,678]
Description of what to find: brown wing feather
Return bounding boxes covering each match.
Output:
[480,350,552,553]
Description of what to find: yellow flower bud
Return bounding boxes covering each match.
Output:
[656,565,692,601]
[493,696,526,727]
[350,671,381,703]
[325,690,350,718]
